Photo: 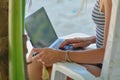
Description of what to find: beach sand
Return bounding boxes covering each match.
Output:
[25,0,96,37]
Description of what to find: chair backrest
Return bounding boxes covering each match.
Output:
[101,0,120,80]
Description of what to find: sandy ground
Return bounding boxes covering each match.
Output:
[25,0,96,37]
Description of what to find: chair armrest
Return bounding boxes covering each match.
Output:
[51,62,100,80]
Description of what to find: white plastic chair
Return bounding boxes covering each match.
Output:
[51,0,120,80]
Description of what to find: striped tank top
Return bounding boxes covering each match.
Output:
[92,0,105,48]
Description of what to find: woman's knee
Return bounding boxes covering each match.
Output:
[27,61,43,80]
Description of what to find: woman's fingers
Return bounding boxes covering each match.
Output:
[32,48,50,64]
[59,39,70,48]
[31,48,65,67]
[60,38,77,48]
[60,38,90,49]
[32,52,41,60]
[72,42,89,48]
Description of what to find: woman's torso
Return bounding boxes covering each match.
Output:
[92,0,105,48]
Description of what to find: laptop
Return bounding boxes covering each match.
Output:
[25,7,64,49]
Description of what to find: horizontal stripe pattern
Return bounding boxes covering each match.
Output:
[92,0,105,48]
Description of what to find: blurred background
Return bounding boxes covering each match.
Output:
[25,0,96,37]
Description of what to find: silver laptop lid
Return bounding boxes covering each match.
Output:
[25,7,58,48]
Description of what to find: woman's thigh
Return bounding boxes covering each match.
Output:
[67,64,101,80]
[82,64,101,77]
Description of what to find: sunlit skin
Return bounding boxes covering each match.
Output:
[27,0,112,80]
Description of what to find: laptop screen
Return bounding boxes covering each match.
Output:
[25,7,58,48]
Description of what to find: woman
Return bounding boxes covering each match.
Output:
[27,0,112,80]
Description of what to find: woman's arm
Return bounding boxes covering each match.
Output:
[32,0,112,66]
[69,48,105,64]
[32,47,105,66]
[70,0,112,64]
[103,0,112,47]
[69,0,112,64]
[59,36,96,49]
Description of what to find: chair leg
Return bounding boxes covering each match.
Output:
[51,64,67,80]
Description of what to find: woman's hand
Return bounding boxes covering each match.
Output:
[32,48,65,67]
[59,36,96,49]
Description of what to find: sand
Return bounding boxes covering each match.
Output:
[25,0,96,37]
